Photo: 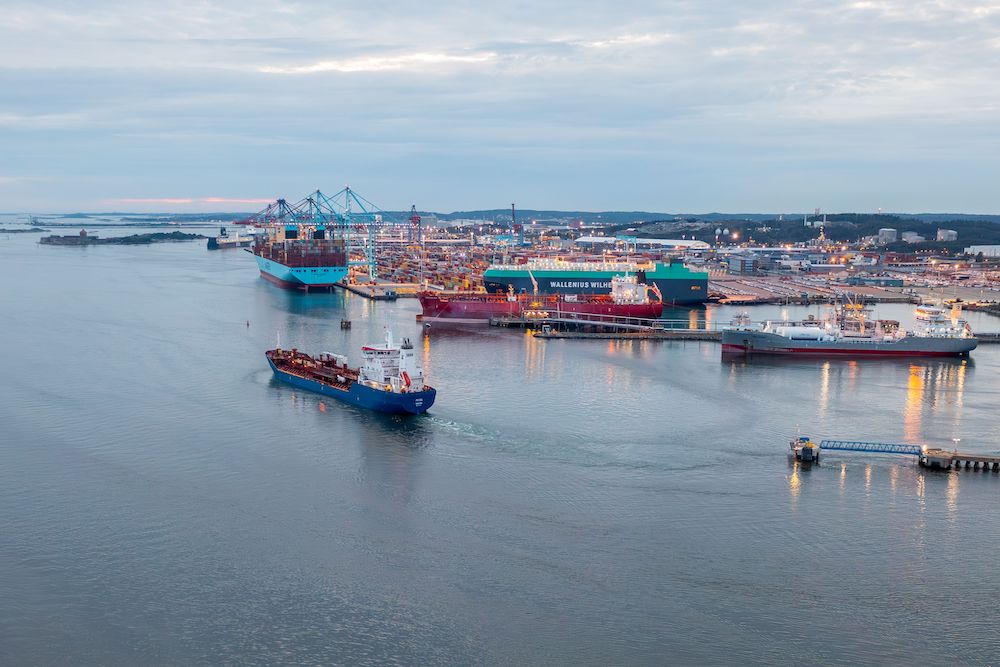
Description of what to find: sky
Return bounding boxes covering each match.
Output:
[2,0,999,213]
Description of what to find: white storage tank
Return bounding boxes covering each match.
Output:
[774,326,825,340]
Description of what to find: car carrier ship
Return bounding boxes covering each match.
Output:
[248,223,348,289]
[207,226,254,250]
[419,274,664,323]
[722,302,977,357]
[482,258,708,305]
[266,330,435,414]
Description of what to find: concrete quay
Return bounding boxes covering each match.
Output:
[337,282,420,299]
[919,449,1000,471]
[531,329,721,341]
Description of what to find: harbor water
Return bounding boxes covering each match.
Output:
[2,228,1000,665]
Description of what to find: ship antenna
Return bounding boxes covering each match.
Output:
[276,331,281,351]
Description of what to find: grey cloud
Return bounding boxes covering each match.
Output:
[1,0,999,211]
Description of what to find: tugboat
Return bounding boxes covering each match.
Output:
[266,331,435,414]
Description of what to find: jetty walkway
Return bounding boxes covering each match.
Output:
[804,439,1000,471]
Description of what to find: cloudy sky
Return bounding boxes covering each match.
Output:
[2,0,999,213]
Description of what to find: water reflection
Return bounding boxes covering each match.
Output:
[662,305,707,330]
[794,443,975,510]
[818,361,830,417]
[259,280,347,317]
[524,331,546,379]
[947,471,959,516]
[788,460,802,505]
[903,365,925,442]
[722,354,973,441]
[903,360,971,441]
[422,334,432,379]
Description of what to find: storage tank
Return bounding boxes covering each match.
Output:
[773,326,825,340]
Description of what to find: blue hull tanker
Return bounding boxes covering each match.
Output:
[266,331,435,415]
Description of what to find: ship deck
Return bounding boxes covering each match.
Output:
[268,350,358,392]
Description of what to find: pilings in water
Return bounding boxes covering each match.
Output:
[918,449,1000,471]
[919,449,1000,472]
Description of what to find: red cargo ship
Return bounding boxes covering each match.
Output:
[419,274,664,323]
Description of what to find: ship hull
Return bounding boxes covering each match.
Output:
[268,358,435,414]
[419,293,664,322]
[418,295,521,322]
[721,330,977,357]
[252,253,348,289]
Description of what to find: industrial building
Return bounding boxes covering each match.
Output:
[878,228,898,243]
[964,245,1000,257]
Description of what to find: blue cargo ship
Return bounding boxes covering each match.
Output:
[249,223,348,290]
[266,332,435,415]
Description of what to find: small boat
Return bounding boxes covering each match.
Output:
[266,330,435,414]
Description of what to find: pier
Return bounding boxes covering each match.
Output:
[491,312,666,331]
[795,438,1000,472]
[337,282,420,299]
[490,313,723,339]
[531,329,721,341]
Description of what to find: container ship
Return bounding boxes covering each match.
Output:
[419,274,663,323]
[266,331,435,414]
[722,303,977,357]
[248,223,348,289]
[482,258,708,305]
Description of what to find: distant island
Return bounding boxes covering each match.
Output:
[39,230,205,246]
[1,228,48,233]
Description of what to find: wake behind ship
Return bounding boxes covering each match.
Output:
[482,258,708,305]
[250,223,348,289]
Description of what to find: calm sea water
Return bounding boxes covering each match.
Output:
[2,226,1000,666]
